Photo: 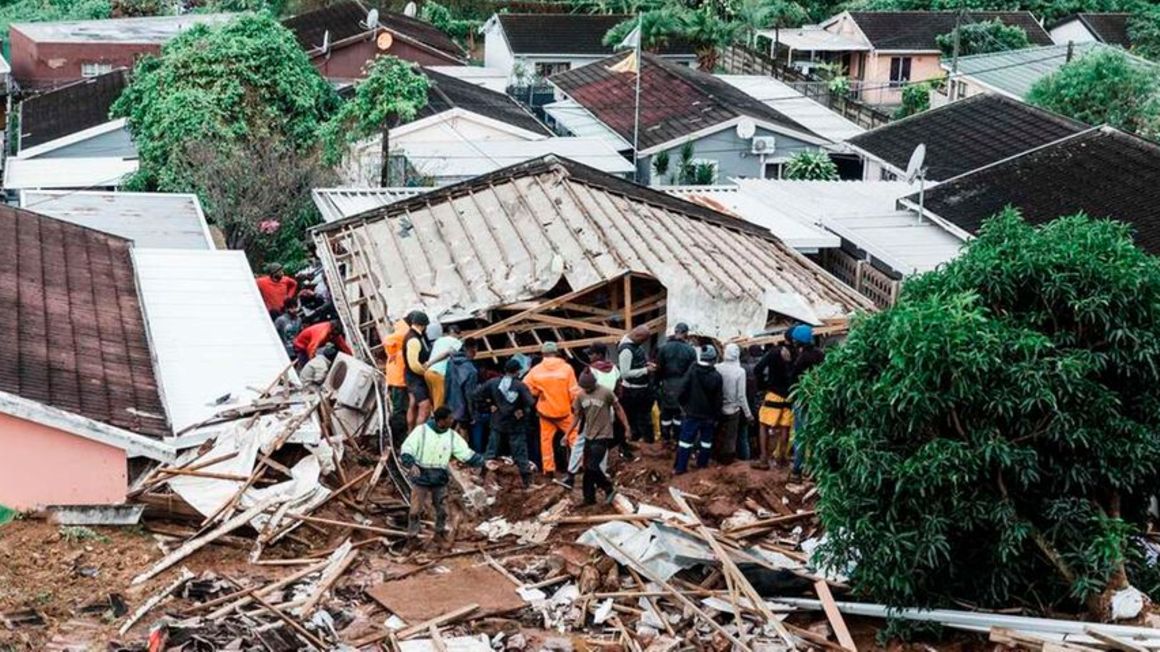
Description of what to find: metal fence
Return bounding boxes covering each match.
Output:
[719,45,893,130]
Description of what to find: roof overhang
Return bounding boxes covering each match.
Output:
[895,196,975,241]
[637,115,831,157]
[0,389,176,462]
[761,26,870,52]
[310,26,465,65]
[17,118,129,159]
[392,106,550,141]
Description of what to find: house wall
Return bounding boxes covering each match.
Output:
[0,412,127,510]
[639,125,818,185]
[23,125,136,158]
[9,29,161,89]
[860,51,943,106]
[311,37,460,80]
[483,27,517,79]
[1050,20,1094,45]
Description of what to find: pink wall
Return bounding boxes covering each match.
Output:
[0,412,127,511]
[9,27,161,89]
[823,13,946,106]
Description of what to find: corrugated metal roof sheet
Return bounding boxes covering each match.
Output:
[315,155,873,339]
[663,185,841,251]
[312,187,427,223]
[717,75,865,143]
[399,137,634,180]
[21,191,214,250]
[949,42,1156,99]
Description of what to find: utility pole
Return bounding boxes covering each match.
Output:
[950,1,964,75]
[1066,40,1074,63]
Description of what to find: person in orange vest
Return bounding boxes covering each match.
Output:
[292,319,351,368]
[255,263,298,319]
[524,341,578,478]
[384,317,411,442]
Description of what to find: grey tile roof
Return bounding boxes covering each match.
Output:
[19,69,128,151]
[495,13,694,56]
[847,11,1054,51]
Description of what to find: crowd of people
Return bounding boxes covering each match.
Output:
[255,266,826,541]
[381,311,826,515]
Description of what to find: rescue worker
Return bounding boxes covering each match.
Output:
[400,407,492,544]
[524,342,578,478]
[255,263,297,318]
[567,369,630,505]
[617,325,655,443]
[654,323,696,443]
[292,319,350,368]
[675,346,723,474]
[476,358,537,488]
[403,311,432,431]
[384,318,411,444]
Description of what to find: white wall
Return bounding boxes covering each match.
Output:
[483,25,517,79]
[1050,20,1096,45]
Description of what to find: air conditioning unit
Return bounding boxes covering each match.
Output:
[324,353,378,409]
[751,136,777,155]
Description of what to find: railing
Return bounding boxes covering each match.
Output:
[719,45,893,130]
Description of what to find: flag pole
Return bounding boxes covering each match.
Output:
[631,13,643,184]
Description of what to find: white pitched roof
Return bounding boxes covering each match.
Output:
[12,12,234,43]
[760,26,870,52]
[4,156,137,190]
[731,179,964,274]
[543,98,633,151]
[132,249,301,434]
[399,137,634,179]
[716,75,864,142]
[663,185,840,252]
[312,187,428,223]
[21,191,213,250]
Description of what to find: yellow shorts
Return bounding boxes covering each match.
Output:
[758,392,793,428]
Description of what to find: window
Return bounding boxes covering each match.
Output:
[953,80,968,100]
[534,61,570,78]
[81,62,113,77]
[763,161,786,179]
[888,56,912,87]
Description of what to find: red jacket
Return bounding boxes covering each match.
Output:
[256,275,298,312]
[293,322,352,358]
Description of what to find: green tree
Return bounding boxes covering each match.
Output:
[0,0,112,52]
[113,13,337,191]
[321,56,429,186]
[679,7,742,70]
[894,82,931,118]
[845,0,1142,23]
[651,150,671,184]
[734,0,807,48]
[1128,5,1160,62]
[1028,49,1160,138]
[799,209,1160,615]
[420,0,483,49]
[603,8,684,52]
[783,150,838,180]
[935,19,1029,57]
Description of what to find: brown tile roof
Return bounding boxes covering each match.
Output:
[0,206,170,438]
[283,0,464,59]
[551,52,817,151]
[846,11,1054,51]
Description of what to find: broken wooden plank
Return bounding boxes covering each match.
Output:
[352,604,480,648]
[297,546,358,617]
[133,496,278,585]
[815,579,857,652]
[119,568,193,635]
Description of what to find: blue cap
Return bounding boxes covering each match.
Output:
[790,324,814,345]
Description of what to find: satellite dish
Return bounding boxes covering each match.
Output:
[403,1,417,16]
[376,31,393,50]
[735,117,757,140]
[904,143,926,184]
[321,29,330,53]
[365,8,379,30]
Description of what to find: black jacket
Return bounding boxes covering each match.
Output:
[474,376,535,432]
[754,346,792,396]
[656,339,696,381]
[679,364,724,420]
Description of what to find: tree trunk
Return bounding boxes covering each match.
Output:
[379,116,391,188]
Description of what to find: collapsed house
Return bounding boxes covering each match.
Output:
[0,205,305,510]
[312,155,874,362]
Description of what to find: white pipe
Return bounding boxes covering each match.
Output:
[772,598,1160,641]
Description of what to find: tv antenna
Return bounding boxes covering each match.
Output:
[403,1,417,16]
[364,8,379,30]
[905,142,926,221]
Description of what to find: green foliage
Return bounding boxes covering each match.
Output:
[677,141,696,184]
[420,0,482,46]
[0,504,15,526]
[60,526,109,544]
[935,19,1030,57]
[783,149,838,180]
[321,56,429,166]
[112,13,338,191]
[734,0,807,46]
[799,209,1160,612]
[603,8,683,51]
[0,0,111,52]
[200,0,289,14]
[894,82,931,118]
[1128,5,1160,62]
[652,150,671,181]
[692,161,716,184]
[603,5,741,68]
[1027,49,1160,138]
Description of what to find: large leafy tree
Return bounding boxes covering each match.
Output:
[0,0,111,50]
[799,209,1160,615]
[783,150,838,180]
[603,5,742,70]
[603,8,684,52]
[1128,5,1160,62]
[321,56,429,186]
[734,0,807,48]
[113,13,338,190]
[935,19,1029,56]
[1027,49,1160,138]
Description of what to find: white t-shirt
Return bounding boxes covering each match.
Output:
[428,336,463,375]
